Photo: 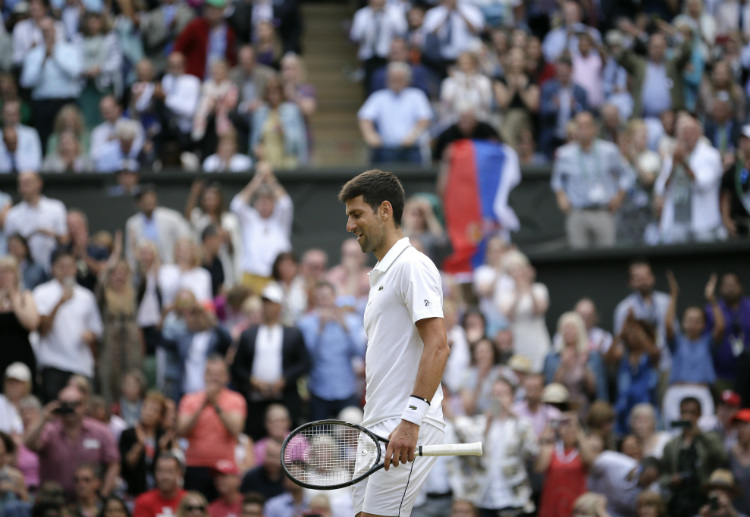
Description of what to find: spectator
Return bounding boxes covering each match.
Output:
[67,464,103,517]
[697,469,746,517]
[125,185,192,268]
[450,500,478,517]
[699,60,746,124]
[42,131,94,173]
[138,0,194,75]
[358,62,432,165]
[541,0,601,63]
[78,10,123,128]
[655,115,724,243]
[239,439,284,501]
[200,225,225,298]
[32,248,103,403]
[432,102,500,163]
[231,282,309,440]
[270,252,306,326]
[0,100,42,173]
[250,76,308,168]
[421,0,484,77]
[11,0,64,67]
[0,431,27,505]
[543,312,609,413]
[704,92,740,158]
[251,405,298,468]
[458,338,502,416]
[97,249,143,406]
[24,384,119,500]
[44,104,90,158]
[0,258,39,382]
[0,374,22,434]
[513,373,563,438]
[589,452,661,517]
[325,238,370,307]
[96,119,152,173]
[19,17,82,150]
[280,53,316,124]
[370,38,432,98]
[229,46,275,149]
[203,131,253,172]
[230,163,293,293]
[159,52,202,147]
[236,494,265,517]
[498,256,551,373]
[158,238,212,307]
[192,59,238,150]
[516,128,548,166]
[599,103,625,144]
[535,413,596,517]
[297,281,365,420]
[439,51,492,126]
[253,21,280,70]
[184,181,241,288]
[132,453,187,517]
[99,497,131,517]
[173,0,237,80]
[66,209,109,292]
[476,378,539,515]
[571,32,604,110]
[401,196,449,265]
[729,409,750,515]
[628,403,671,459]
[350,0,407,94]
[160,292,231,398]
[721,126,750,237]
[494,47,540,147]
[176,357,246,498]
[263,472,310,516]
[111,370,146,427]
[707,273,750,390]
[90,96,145,171]
[0,190,10,256]
[119,392,172,497]
[207,461,242,517]
[129,59,160,141]
[615,32,692,119]
[296,248,328,311]
[7,234,47,290]
[551,111,632,248]
[660,396,727,517]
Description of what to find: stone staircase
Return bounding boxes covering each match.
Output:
[300,2,369,167]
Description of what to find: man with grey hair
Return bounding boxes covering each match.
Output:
[95,119,149,172]
[91,95,145,172]
[358,61,432,165]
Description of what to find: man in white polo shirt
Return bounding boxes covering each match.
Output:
[338,169,450,517]
[33,248,103,403]
[4,171,68,272]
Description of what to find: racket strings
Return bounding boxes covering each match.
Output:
[283,423,379,487]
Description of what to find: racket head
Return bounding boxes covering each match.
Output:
[280,419,384,490]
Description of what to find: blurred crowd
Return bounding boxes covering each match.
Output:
[351,0,750,247]
[0,160,748,517]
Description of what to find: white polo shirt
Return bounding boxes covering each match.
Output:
[362,237,445,429]
[4,196,67,272]
[33,280,103,377]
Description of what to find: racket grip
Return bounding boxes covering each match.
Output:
[418,442,483,457]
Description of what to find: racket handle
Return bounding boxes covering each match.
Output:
[418,442,483,457]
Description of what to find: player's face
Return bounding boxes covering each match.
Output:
[345,195,385,254]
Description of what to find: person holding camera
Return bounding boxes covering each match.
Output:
[23,384,119,502]
[697,469,748,517]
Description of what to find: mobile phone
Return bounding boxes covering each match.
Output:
[671,420,692,429]
[709,495,720,511]
[52,403,75,416]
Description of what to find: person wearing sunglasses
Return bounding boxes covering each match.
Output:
[176,492,209,517]
[67,465,103,517]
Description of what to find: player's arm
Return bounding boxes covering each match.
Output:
[384,317,449,471]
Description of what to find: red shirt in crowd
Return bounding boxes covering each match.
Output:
[208,497,243,517]
[133,489,187,517]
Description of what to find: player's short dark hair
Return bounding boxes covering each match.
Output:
[338,170,405,227]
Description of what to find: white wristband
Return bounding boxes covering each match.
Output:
[401,396,430,426]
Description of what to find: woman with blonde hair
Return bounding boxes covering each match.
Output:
[542,312,608,414]
[628,403,671,458]
[0,255,39,381]
[97,231,143,405]
[176,491,209,517]
[79,10,123,127]
[45,104,91,157]
[497,250,550,372]
[636,491,667,517]
[158,238,212,307]
[440,51,493,126]
[493,47,540,147]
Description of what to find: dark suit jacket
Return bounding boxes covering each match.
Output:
[119,426,169,496]
[703,119,740,153]
[231,324,310,410]
[227,0,303,54]
[539,79,588,155]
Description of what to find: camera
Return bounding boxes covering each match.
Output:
[709,495,720,511]
[52,403,76,416]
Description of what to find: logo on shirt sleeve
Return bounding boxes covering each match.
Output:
[378,285,384,291]
[424,299,430,306]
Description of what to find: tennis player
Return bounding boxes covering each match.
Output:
[338,170,450,517]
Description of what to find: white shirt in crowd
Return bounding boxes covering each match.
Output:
[422,3,485,61]
[90,117,145,165]
[358,87,433,147]
[33,280,104,378]
[655,140,724,241]
[443,324,470,394]
[362,237,445,428]
[4,196,67,272]
[589,451,657,517]
[251,324,283,384]
[11,18,65,65]
[230,194,293,277]
[0,124,43,173]
[162,73,202,134]
[350,4,408,60]
[158,264,213,307]
[0,395,23,434]
[203,153,253,173]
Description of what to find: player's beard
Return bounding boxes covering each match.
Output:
[358,225,383,254]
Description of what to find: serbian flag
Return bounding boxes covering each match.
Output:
[442,139,520,277]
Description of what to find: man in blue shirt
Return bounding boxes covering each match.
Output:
[297,281,366,420]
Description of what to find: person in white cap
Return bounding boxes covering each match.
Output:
[231,282,309,440]
[0,366,24,434]
[3,362,33,410]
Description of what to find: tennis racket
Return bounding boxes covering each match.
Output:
[280,419,483,490]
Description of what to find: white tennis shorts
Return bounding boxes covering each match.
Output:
[351,418,444,517]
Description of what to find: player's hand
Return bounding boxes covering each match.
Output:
[385,420,419,471]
